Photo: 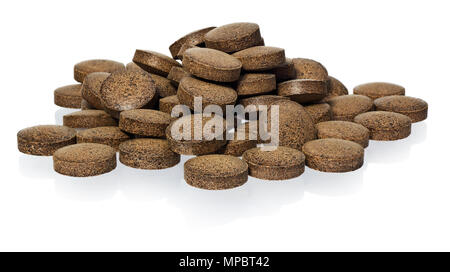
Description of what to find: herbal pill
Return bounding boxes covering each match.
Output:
[354,82,405,100]
[53,143,116,177]
[76,126,130,150]
[17,125,76,156]
[327,94,374,122]
[204,22,262,53]
[354,111,412,141]
[184,155,248,190]
[74,59,124,83]
[373,95,428,123]
[182,47,242,82]
[302,138,364,172]
[63,110,117,128]
[315,120,370,148]
[243,146,305,180]
[119,138,180,169]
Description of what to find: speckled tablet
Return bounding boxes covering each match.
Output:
[133,50,182,77]
[271,58,296,82]
[126,62,144,72]
[354,111,412,141]
[74,59,125,83]
[353,82,405,100]
[236,73,276,96]
[54,84,83,108]
[373,95,428,122]
[76,126,130,150]
[149,73,177,97]
[292,58,328,81]
[304,103,332,124]
[63,110,117,128]
[315,120,370,148]
[204,22,262,53]
[243,146,305,180]
[321,76,348,102]
[268,100,316,150]
[159,95,180,114]
[169,26,216,59]
[232,46,285,71]
[17,125,76,156]
[184,154,248,190]
[278,79,328,103]
[182,48,242,82]
[100,70,157,112]
[327,95,374,121]
[302,138,364,172]
[53,143,116,177]
[119,109,172,137]
[177,76,237,112]
[119,138,180,169]
[81,72,110,110]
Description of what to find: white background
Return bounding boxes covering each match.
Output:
[0,0,448,251]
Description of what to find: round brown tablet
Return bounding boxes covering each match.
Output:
[119,138,180,169]
[100,70,157,112]
[167,66,191,87]
[204,22,262,53]
[243,146,305,180]
[53,143,116,177]
[159,95,180,114]
[166,114,227,155]
[236,73,276,96]
[184,154,248,190]
[63,110,117,128]
[304,103,332,124]
[232,46,285,71]
[76,126,130,150]
[321,76,349,102]
[302,138,364,172]
[217,129,257,157]
[119,109,172,137]
[74,59,125,83]
[17,125,76,156]
[268,100,316,150]
[132,50,182,77]
[81,99,94,110]
[149,73,177,97]
[354,111,412,141]
[327,95,374,121]
[182,48,242,82]
[271,58,296,82]
[353,82,405,100]
[292,58,328,81]
[126,62,144,72]
[81,72,110,110]
[315,121,370,148]
[278,79,328,103]
[54,84,82,108]
[373,95,428,123]
[177,76,237,112]
[169,26,216,59]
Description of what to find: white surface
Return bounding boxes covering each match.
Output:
[1,0,448,251]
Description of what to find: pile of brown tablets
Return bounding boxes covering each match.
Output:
[18,22,428,189]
